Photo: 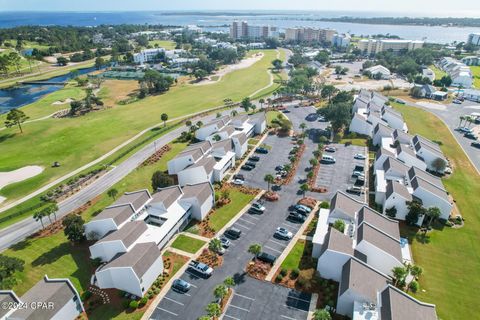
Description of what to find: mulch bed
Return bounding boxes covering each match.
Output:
[197,248,223,268]
[141,144,171,167]
[246,259,272,280]
[263,191,279,201]
[298,197,317,209]
[220,288,233,313]
[280,144,306,185]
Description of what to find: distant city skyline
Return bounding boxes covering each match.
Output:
[1,0,480,17]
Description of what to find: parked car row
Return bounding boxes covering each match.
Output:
[457,126,479,147]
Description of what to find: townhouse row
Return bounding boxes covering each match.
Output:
[312,191,438,320]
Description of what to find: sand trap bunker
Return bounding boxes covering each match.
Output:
[0,166,44,190]
[195,53,264,85]
[52,98,74,105]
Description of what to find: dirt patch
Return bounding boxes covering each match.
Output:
[100,80,139,106]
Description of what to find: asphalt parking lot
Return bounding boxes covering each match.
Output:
[223,277,311,320]
[316,143,367,201]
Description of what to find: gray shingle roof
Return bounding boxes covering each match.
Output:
[321,228,354,257]
[383,156,409,175]
[114,190,151,212]
[212,139,233,153]
[191,156,216,174]
[386,180,412,201]
[92,203,135,225]
[376,147,395,159]
[219,125,236,136]
[340,258,389,301]
[392,129,413,144]
[98,221,147,248]
[151,185,183,208]
[357,206,400,241]
[233,132,248,145]
[176,148,204,162]
[373,122,394,137]
[380,285,437,320]
[413,135,441,152]
[330,192,365,219]
[414,140,445,159]
[11,277,77,320]
[357,223,403,262]
[182,182,213,204]
[182,141,212,154]
[411,177,449,202]
[408,167,445,191]
[102,242,161,278]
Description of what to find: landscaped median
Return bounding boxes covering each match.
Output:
[392,102,480,320]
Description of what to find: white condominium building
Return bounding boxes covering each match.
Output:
[357,39,424,55]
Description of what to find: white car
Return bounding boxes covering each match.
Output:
[232,178,244,185]
[275,227,293,240]
[354,153,366,160]
[352,171,365,178]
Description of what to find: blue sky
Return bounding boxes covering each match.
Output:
[0,0,479,17]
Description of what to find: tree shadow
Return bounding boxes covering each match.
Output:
[233,272,247,285]
[9,238,33,251]
[0,133,15,144]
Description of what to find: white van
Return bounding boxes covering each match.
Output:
[321,155,336,164]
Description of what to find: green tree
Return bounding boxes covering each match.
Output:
[160,113,169,127]
[385,206,397,218]
[194,68,208,80]
[241,97,253,113]
[63,213,85,243]
[213,284,228,300]
[4,109,29,133]
[205,303,221,318]
[333,219,345,233]
[33,210,46,229]
[248,243,262,260]
[406,200,426,226]
[313,308,332,320]
[0,255,25,289]
[392,266,408,288]
[320,85,338,103]
[151,171,174,190]
[224,276,235,288]
[209,238,223,254]
[56,56,68,66]
[408,280,420,293]
[425,207,441,228]
[230,109,238,116]
[264,174,275,191]
[300,183,309,197]
[314,51,330,65]
[271,59,283,72]
[318,101,352,134]
[431,157,447,173]
[107,188,118,200]
[259,98,265,109]
[299,122,307,134]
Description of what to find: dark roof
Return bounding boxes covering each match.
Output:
[411,177,449,202]
[102,242,161,278]
[320,228,354,257]
[407,167,445,191]
[98,221,147,248]
[383,157,409,175]
[357,206,400,240]
[386,180,412,201]
[381,285,437,320]
[182,182,213,204]
[340,258,389,301]
[92,203,135,225]
[11,277,77,320]
[330,192,365,219]
[0,291,19,318]
[357,223,403,262]
[114,190,151,212]
[151,186,183,209]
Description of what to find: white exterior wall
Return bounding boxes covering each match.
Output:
[233,140,248,158]
[168,155,196,175]
[181,194,214,221]
[373,132,390,146]
[51,296,83,320]
[96,268,142,297]
[90,241,127,262]
[374,155,389,171]
[415,149,445,172]
[196,124,221,141]
[316,251,351,282]
[384,195,409,220]
[213,157,234,182]
[355,241,402,277]
[412,189,452,220]
[254,120,266,134]
[177,167,210,186]
[337,289,365,317]
[138,255,164,296]
[85,219,118,240]
[349,117,372,136]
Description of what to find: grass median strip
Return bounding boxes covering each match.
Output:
[208,189,256,232]
[393,102,480,320]
[170,234,206,254]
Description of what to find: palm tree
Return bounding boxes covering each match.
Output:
[213,284,228,301]
[309,158,318,167]
[161,113,168,127]
[224,276,235,288]
[299,122,307,134]
[107,188,118,200]
[196,121,203,128]
[458,116,465,128]
[392,266,408,287]
[300,183,309,198]
[283,164,291,172]
[264,174,275,191]
[259,98,265,109]
[185,120,192,127]
[231,109,238,117]
[205,303,221,318]
[49,203,59,221]
[248,243,262,260]
[33,210,46,229]
[209,238,223,254]
[425,207,441,228]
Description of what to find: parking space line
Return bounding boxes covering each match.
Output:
[246,215,260,220]
[230,304,250,312]
[282,222,296,228]
[269,239,287,246]
[156,307,178,316]
[234,223,251,230]
[234,293,255,301]
[280,315,297,320]
[238,217,256,225]
[184,293,191,297]
[163,296,184,306]
[264,245,283,254]
[189,283,198,288]
[224,314,241,320]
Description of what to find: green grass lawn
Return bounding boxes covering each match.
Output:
[428,65,447,80]
[0,50,278,206]
[471,66,480,88]
[170,234,205,254]
[208,189,256,232]
[339,138,368,146]
[392,102,480,320]
[148,40,176,50]
[266,110,283,126]
[281,240,308,270]
[248,138,260,145]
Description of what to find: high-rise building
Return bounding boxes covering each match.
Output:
[230,21,278,40]
[467,33,480,46]
[357,39,424,55]
[284,27,337,43]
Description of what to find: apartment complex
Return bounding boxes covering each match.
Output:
[230,21,279,40]
[284,27,337,43]
[312,192,438,319]
[467,33,480,46]
[357,39,424,55]
[439,57,473,88]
